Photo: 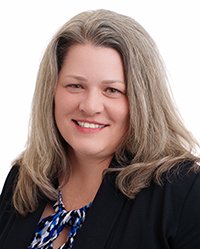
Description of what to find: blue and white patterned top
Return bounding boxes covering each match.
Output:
[28,191,92,249]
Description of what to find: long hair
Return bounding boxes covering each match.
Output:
[13,9,200,215]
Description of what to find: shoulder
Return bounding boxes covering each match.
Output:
[0,165,19,197]
[0,165,20,243]
[125,161,200,247]
[161,161,200,247]
[161,160,200,197]
[150,161,200,247]
[149,160,200,208]
[2,164,20,187]
[0,164,19,208]
[121,160,200,230]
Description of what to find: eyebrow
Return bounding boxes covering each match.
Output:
[64,75,87,82]
[64,75,125,84]
[102,80,125,85]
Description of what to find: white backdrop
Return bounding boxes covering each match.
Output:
[0,0,199,190]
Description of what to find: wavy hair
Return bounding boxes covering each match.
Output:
[13,9,200,215]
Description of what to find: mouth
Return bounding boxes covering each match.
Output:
[72,119,109,129]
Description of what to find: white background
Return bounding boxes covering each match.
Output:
[0,0,199,191]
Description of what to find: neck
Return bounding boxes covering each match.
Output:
[59,151,113,210]
[69,151,112,182]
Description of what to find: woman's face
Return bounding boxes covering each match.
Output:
[54,43,129,161]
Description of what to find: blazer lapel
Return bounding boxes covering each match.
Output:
[73,173,127,249]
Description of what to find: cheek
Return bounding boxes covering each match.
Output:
[54,94,64,120]
[120,112,129,131]
[54,90,75,116]
[54,91,71,128]
[111,101,129,129]
[119,101,129,123]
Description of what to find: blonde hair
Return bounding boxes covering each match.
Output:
[13,9,200,215]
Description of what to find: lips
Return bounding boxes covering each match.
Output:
[72,119,109,129]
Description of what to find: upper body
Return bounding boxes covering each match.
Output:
[1,9,200,249]
[1,160,200,249]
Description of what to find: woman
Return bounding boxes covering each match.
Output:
[0,9,200,249]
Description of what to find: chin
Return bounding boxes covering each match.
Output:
[73,146,112,159]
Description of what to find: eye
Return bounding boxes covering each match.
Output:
[64,84,84,92]
[105,87,125,97]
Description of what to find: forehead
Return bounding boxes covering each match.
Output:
[62,43,122,64]
[59,43,125,83]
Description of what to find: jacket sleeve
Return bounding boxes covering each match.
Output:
[172,170,200,249]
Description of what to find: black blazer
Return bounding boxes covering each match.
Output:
[1,162,200,249]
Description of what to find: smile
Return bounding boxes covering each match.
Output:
[72,120,108,129]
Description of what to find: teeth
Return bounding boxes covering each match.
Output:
[77,121,105,129]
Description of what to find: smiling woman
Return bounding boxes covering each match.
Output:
[0,9,200,249]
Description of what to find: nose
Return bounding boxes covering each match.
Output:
[79,89,104,116]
